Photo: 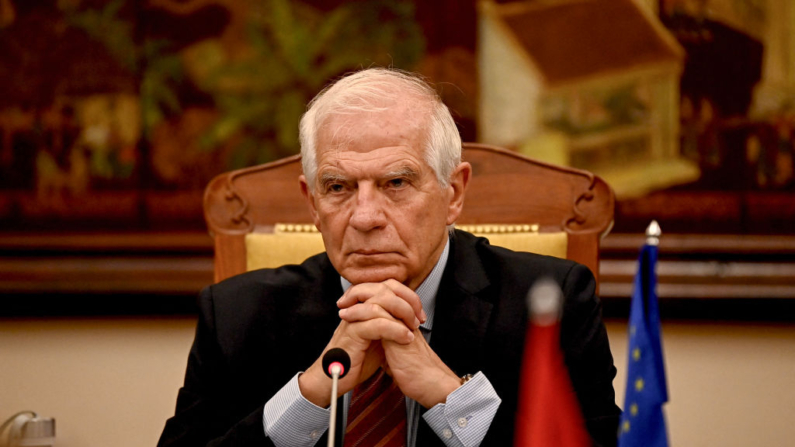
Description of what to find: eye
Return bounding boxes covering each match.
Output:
[386,178,406,189]
[326,183,345,193]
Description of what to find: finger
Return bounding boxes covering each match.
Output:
[338,282,421,328]
[340,280,426,323]
[339,302,396,323]
[341,296,420,330]
[381,279,427,323]
[349,319,415,345]
[337,282,389,308]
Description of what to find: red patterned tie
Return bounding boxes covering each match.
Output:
[344,369,407,447]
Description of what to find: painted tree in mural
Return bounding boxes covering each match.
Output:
[187,0,425,168]
[138,0,424,179]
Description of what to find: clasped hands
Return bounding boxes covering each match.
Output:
[298,279,461,409]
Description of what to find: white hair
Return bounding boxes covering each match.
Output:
[299,68,462,190]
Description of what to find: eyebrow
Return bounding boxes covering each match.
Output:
[384,166,420,181]
[317,165,421,187]
[318,172,348,186]
[318,166,420,185]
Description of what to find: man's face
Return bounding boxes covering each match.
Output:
[300,106,468,290]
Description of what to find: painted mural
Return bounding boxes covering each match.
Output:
[1,0,792,235]
[479,0,795,234]
[630,0,795,233]
[0,0,473,230]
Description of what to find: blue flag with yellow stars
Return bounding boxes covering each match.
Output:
[618,243,669,447]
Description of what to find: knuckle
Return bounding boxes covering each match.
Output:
[366,302,382,316]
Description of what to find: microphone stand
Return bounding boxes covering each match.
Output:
[328,364,342,447]
[322,348,350,447]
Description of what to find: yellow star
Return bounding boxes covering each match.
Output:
[635,377,645,392]
[630,403,638,416]
[633,348,641,361]
[622,420,631,433]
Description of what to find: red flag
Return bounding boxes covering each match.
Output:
[515,280,590,447]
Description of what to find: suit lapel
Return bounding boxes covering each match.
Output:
[416,231,494,446]
[429,230,494,379]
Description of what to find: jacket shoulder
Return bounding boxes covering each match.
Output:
[212,252,331,295]
[201,252,339,328]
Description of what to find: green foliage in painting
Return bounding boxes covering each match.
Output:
[59,0,424,173]
[63,0,183,137]
[63,0,137,71]
[198,0,425,168]
[139,40,184,136]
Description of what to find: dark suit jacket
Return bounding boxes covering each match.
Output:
[158,230,621,447]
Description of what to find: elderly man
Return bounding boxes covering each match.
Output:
[158,68,620,447]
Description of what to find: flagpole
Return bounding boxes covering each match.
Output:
[619,220,669,447]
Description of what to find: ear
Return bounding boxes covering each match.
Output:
[445,162,471,225]
[299,175,322,230]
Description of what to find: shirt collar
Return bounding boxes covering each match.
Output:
[340,236,450,331]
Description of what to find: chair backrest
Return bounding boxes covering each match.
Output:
[204,143,614,284]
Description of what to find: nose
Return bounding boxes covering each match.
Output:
[349,182,387,232]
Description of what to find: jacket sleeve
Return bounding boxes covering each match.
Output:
[157,285,275,447]
[560,263,622,447]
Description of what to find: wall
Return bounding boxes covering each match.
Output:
[0,318,196,447]
[607,320,795,447]
[1,317,794,446]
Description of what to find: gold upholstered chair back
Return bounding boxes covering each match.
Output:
[203,143,615,285]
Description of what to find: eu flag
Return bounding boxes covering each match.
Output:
[618,234,669,447]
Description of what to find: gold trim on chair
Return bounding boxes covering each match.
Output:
[275,223,319,233]
[456,224,540,234]
[273,223,541,234]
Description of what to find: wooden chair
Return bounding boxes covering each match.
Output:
[204,143,614,284]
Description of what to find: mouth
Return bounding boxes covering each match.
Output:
[351,250,396,256]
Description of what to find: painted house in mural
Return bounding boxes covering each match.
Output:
[478,0,699,198]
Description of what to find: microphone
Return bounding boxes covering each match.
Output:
[322,348,351,379]
[321,348,350,447]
